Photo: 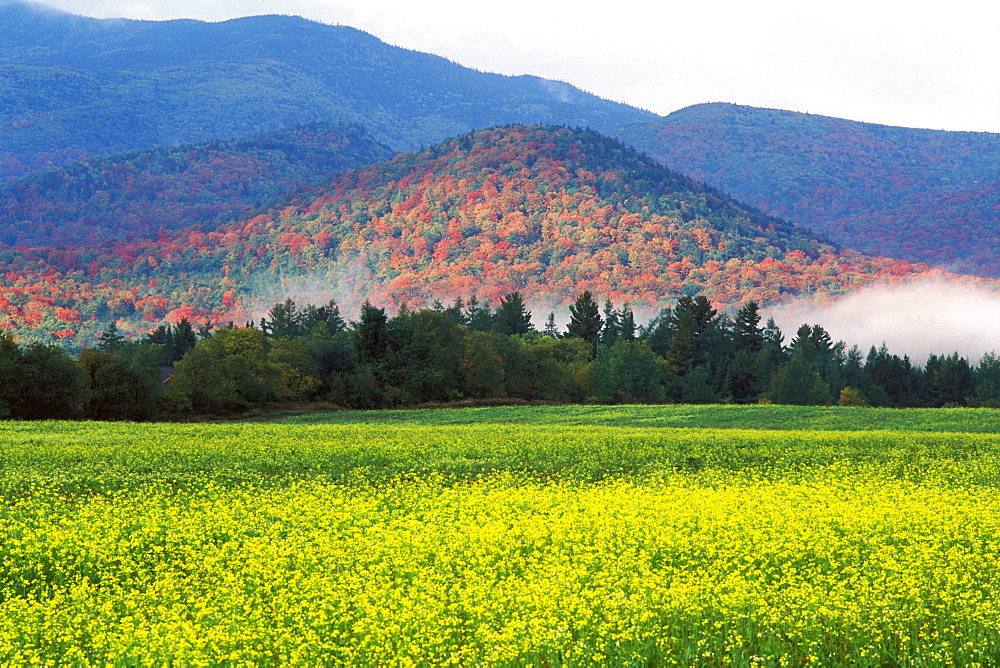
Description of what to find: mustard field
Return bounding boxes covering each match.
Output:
[3,405,1000,665]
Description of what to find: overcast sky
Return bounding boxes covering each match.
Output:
[36,0,1000,133]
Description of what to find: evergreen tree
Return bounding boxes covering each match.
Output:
[172,319,199,361]
[641,306,674,357]
[97,322,126,354]
[865,344,921,407]
[767,348,833,405]
[261,299,302,338]
[600,299,620,347]
[464,295,494,332]
[300,299,345,335]
[493,292,533,336]
[355,301,389,367]
[971,352,1000,407]
[543,312,560,338]
[565,290,602,354]
[925,352,973,407]
[732,301,764,353]
[618,303,637,342]
[664,295,718,375]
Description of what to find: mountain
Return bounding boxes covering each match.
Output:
[0,0,655,182]
[615,103,1000,276]
[0,121,394,246]
[0,125,931,348]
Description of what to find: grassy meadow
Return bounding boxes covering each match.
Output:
[2,405,1000,664]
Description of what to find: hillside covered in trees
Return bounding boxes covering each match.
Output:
[615,103,1000,276]
[0,126,936,349]
[0,122,393,246]
[0,0,653,182]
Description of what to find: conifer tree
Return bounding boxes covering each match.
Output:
[543,312,560,338]
[96,323,125,354]
[355,301,389,366]
[600,299,620,347]
[566,291,602,354]
[494,292,533,336]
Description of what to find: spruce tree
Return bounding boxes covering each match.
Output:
[543,312,560,338]
[494,292,533,336]
[566,291,602,354]
[96,322,126,354]
[355,301,389,366]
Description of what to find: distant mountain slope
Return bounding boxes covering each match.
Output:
[0,0,655,182]
[0,126,932,348]
[615,103,1000,276]
[0,122,393,246]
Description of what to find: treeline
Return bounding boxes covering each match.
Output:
[4,291,1000,420]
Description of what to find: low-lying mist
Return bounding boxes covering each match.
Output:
[246,269,1000,366]
[766,277,1000,364]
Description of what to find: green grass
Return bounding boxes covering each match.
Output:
[253,403,1000,433]
[3,405,1000,497]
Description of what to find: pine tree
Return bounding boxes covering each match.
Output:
[172,319,198,361]
[261,298,302,338]
[464,294,494,332]
[355,301,389,366]
[97,323,126,354]
[600,299,620,347]
[618,303,636,341]
[494,292,533,336]
[664,295,718,375]
[732,301,764,353]
[565,291,602,354]
[543,312,560,338]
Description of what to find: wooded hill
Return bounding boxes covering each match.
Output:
[0,122,393,246]
[0,0,653,182]
[5,3,1000,282]
[616,103,1000,276]
[0,125,933,349]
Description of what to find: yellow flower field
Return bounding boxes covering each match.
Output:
[1,407,1000,665]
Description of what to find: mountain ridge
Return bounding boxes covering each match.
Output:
[0,0,654,182]
[0,121,394,246]
[614,103,1000,276]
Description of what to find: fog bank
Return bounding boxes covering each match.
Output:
[766,278,1000,365]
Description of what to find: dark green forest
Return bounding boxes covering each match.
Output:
[4,292,998,421]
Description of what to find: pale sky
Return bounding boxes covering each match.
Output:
[34,0,1000,133]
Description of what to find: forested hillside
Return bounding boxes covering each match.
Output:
[0,125,933,349]
[616,103,1000,276]
[0,0,653,182]
[0,122,393,246]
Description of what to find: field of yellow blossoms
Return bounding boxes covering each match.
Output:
[2,405,1000,665]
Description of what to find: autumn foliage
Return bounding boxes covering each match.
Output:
[0,125,947,347]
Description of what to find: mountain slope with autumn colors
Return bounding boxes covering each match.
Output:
[0,125,935,349]
[615,103,1000,276]
[0,122,393,246]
